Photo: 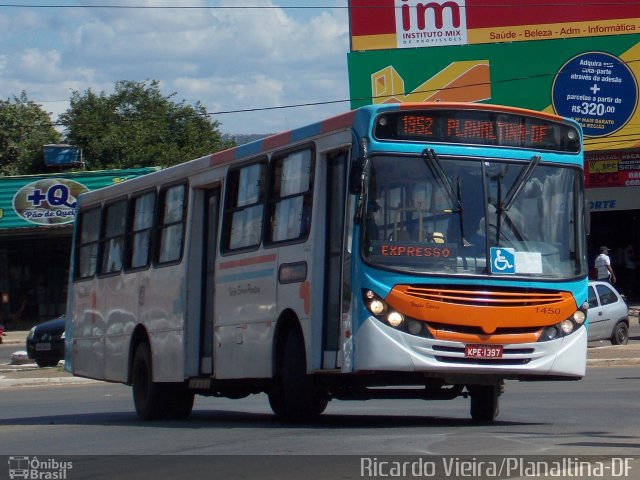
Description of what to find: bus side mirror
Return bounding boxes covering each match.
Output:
[584,197,591,235]
[349,157,365,195]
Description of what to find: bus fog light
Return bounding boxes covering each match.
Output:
[407,319,423,335]
[544,326,559,340]
[387,312,404,327]
[561,319,574,334]
[369,299,385,315]
[572,310,586,324]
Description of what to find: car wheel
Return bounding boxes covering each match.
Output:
[611,321,629,345]
[36,359,60,368]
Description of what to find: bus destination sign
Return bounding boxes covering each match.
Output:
[374,109,581,153]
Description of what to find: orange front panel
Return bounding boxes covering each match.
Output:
[385,285,576,335]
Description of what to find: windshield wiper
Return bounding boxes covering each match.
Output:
[423,149,468,246]
[502,155,540,212]
[423,149,460,211]
[494,155,540,244]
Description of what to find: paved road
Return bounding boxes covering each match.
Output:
[2,326,640,478]
[1,367,640,454]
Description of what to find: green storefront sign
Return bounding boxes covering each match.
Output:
[0,168,157,230]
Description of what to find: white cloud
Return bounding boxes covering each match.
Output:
[0,1,350,135]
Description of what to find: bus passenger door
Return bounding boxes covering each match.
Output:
[200,187,220,375]
[323,150,350,369]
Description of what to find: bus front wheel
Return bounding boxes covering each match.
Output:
[468,384,500,422]
[269,329,328,421]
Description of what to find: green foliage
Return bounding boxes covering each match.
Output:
[0,92,61,175]
[59,80,234,170]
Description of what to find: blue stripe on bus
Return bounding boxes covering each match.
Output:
[235,141,264,159]
[217,268,275,283]
[291,122,323,143]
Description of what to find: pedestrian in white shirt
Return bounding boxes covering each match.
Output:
[594,246,616,284]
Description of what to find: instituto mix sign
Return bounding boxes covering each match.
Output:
[349,0,640,51]
[348,0,640,151]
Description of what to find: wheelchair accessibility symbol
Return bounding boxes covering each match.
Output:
[490,247,515,274]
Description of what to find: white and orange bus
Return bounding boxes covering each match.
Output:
[66,102,589,422]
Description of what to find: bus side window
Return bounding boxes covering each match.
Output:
[127,191,156,269]
[76,207,101,280]
[267,148,314,244]
[222,160,267,252]
[100,199,127,274]
[156,184,187,264]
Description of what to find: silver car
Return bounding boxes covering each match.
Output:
[587,281,629,345]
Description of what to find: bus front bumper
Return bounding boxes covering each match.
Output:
[354,316,587,380]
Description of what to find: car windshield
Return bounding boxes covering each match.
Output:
[361,153,587,279]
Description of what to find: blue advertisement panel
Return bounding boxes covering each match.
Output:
[552,52,638,137]
[42,145,81,166]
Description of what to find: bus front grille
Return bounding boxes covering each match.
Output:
[403,286,566,308]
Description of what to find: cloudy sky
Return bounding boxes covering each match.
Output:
[0,0,350,136]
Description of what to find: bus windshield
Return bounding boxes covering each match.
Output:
[362,152,586,279]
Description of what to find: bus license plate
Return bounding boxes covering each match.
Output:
[35,343,52,351]
[465,345,503,358]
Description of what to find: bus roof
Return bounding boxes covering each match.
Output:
[210,102,580,167]
[78,102,581,205]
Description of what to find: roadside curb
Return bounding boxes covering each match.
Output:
[0,376,99,388]
[586,358,640,367]
[0,331,28,346]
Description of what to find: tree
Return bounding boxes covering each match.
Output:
[59,80,233,170]
[0,92,61,175]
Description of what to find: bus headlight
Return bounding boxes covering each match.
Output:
[363,290,389,317]
[362,289,410,330]
[370,299,386,315]
[407,319,423,335]
[539,307,587,342]
[543,325,559,340]
[572,309,586,324]
[561,319,574,334]
[387,312,404,327]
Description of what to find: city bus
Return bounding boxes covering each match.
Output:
[66,102,589,422]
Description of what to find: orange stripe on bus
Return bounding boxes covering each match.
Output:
[427,328,542,344]
[218,254,277,270]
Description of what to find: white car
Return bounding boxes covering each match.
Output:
[587,281,629,345]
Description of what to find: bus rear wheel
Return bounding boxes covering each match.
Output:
[269,329,328,421]
[166,384,195,419]
[468,384,500,422]
[132,342,168,420]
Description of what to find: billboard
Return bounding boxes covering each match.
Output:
[585,150,640,189]
[0,168,157,229]
[42,144,81,167]
[349,0,640,51]
[347,35,640,152]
